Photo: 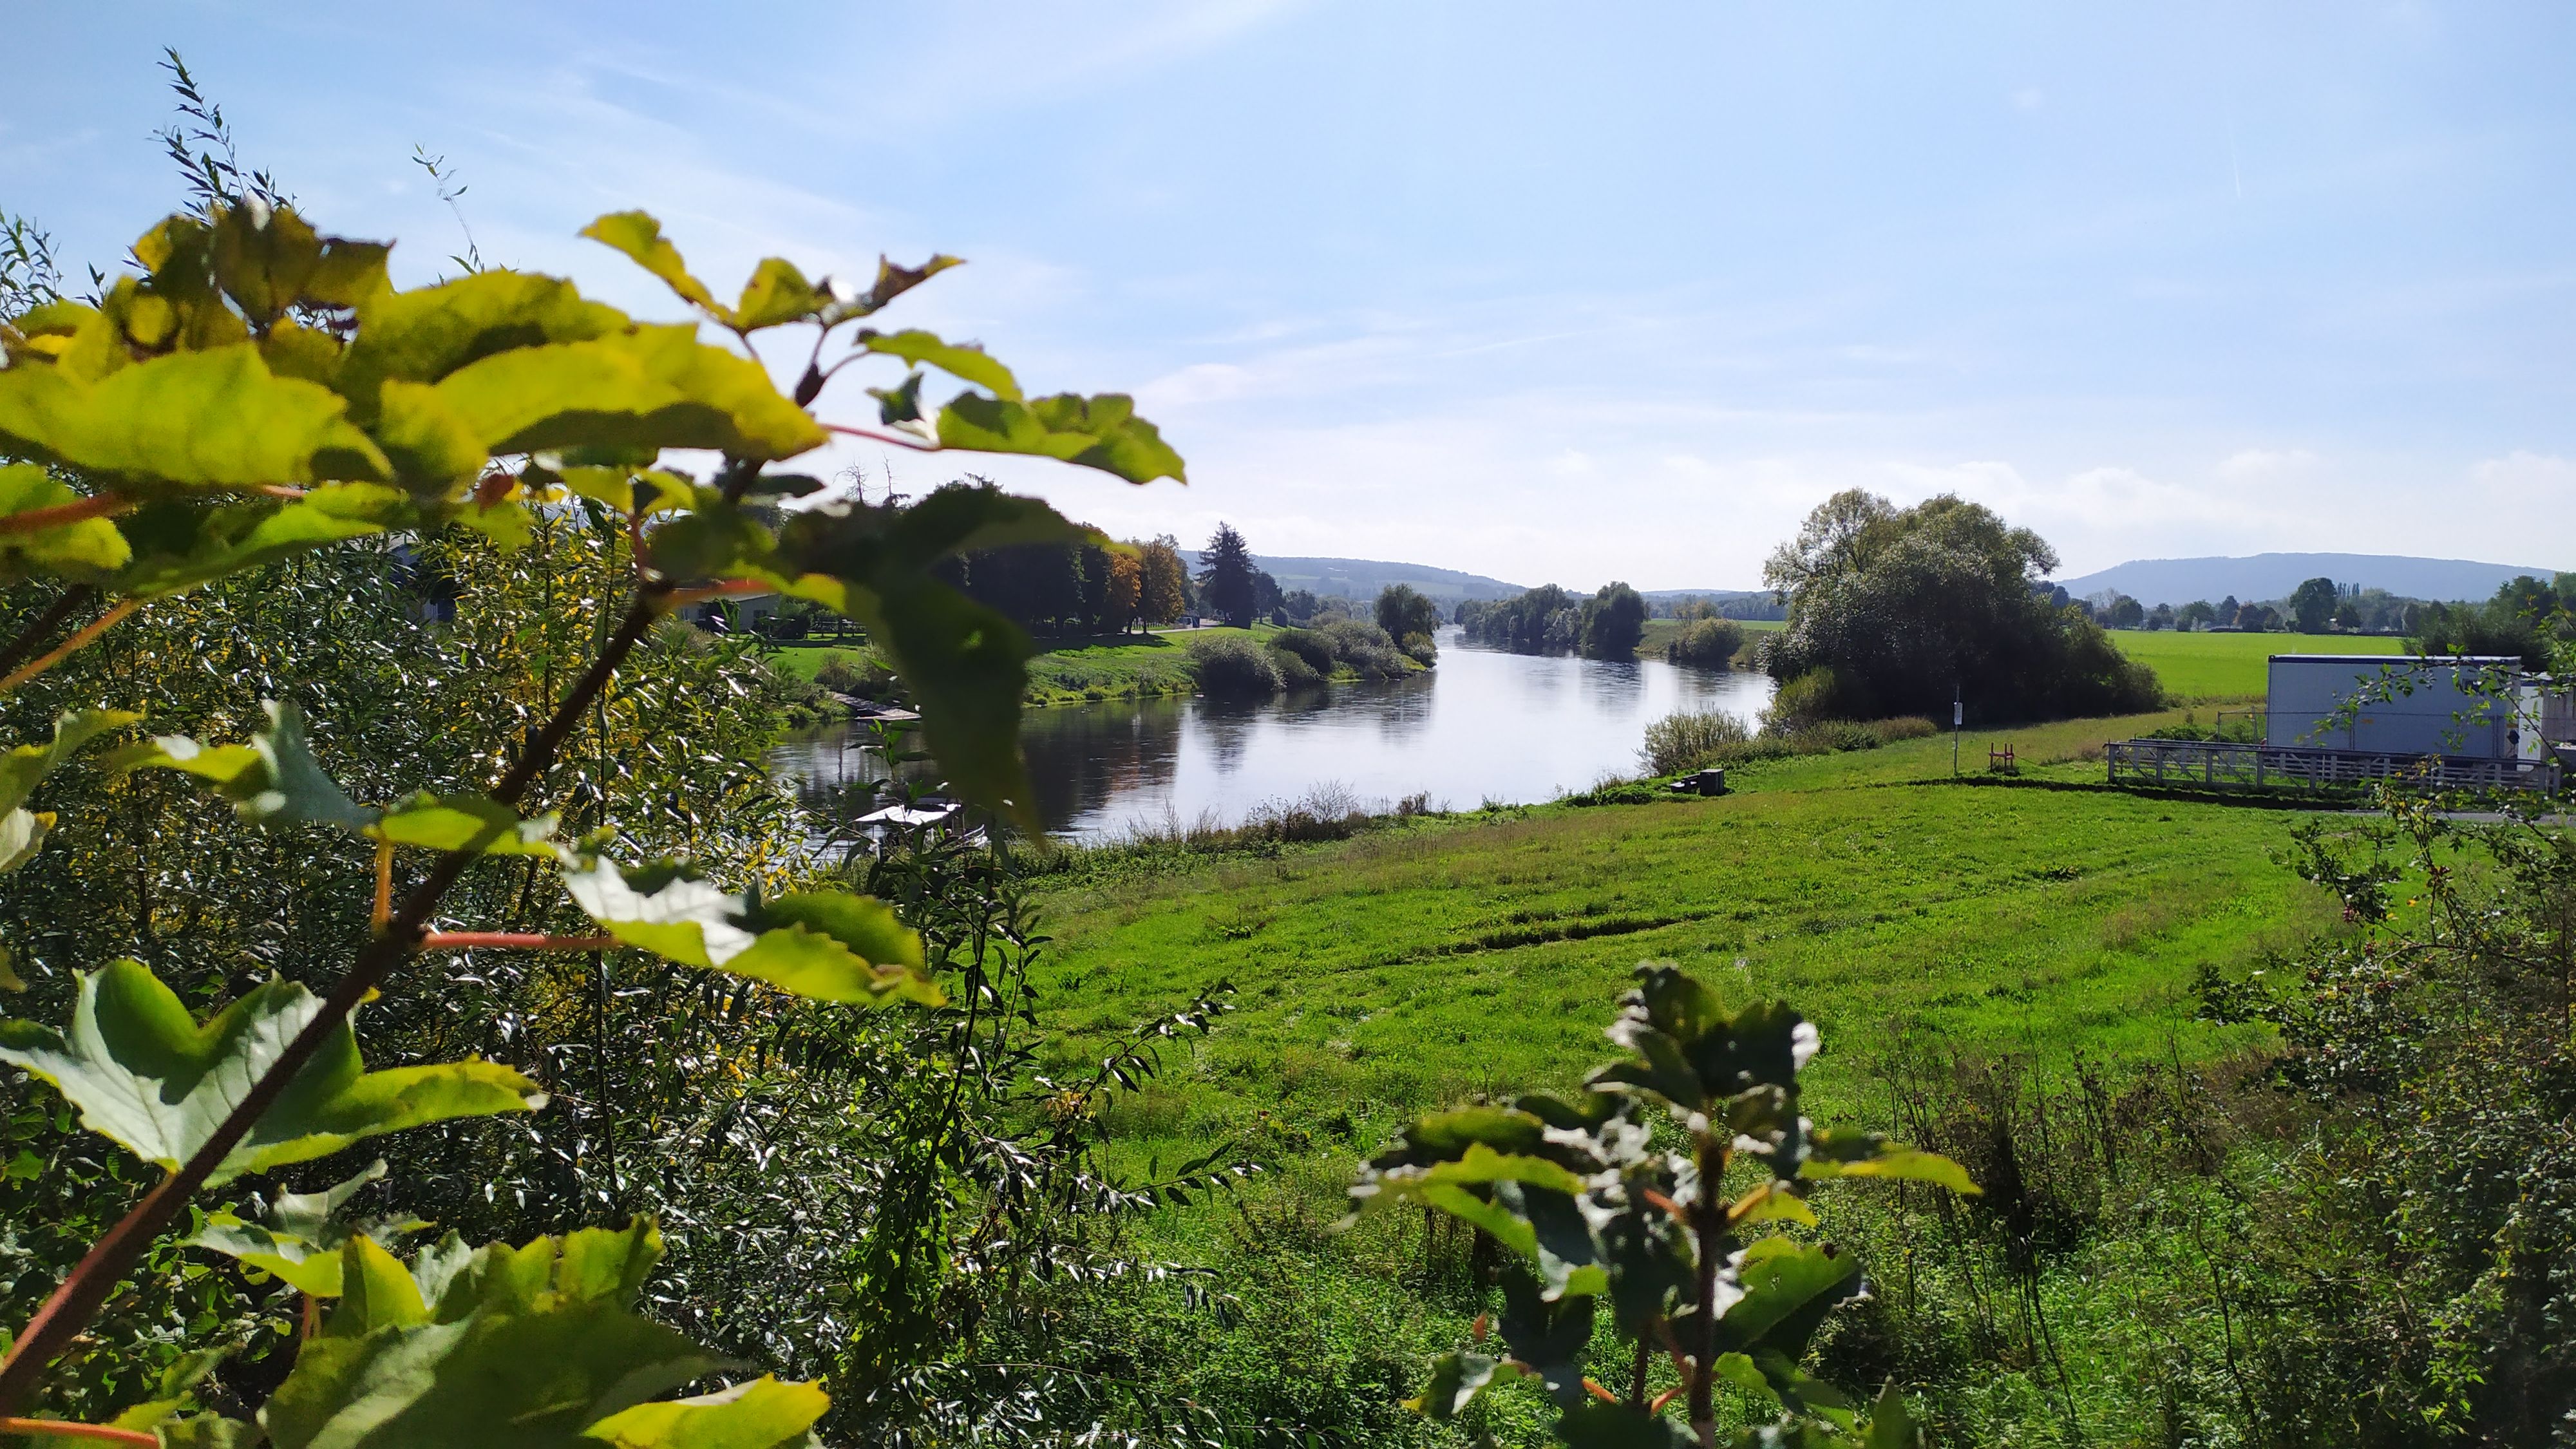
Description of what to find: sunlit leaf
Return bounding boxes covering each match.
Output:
[581,212,724,317]
[433,326,826,462]
[110,699,373,831]
[560,859,936,1005]
[1799,1128,1978,1195]
[0,808,51,875]
[1712,1236,1863,1360]
[0,959,544,1186]
[339,270,629,408]
[2,707,142,815]
[187,1159,427,1297]
[0,464,133,580]
[730,259,829,332]
[937,392,1184,485]
[0,346,391,487]
[207,202,390,325]
[819,252,964,324]
[582,1376,829,1449]
[370,793,560,857]
[857,328,1019,401]
[268,1220,750,1449]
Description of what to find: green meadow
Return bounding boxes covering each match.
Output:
[2105,627,2403,700]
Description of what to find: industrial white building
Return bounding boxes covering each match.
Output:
[2265,654,2545,762]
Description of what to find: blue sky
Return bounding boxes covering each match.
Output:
[8,2,2573,590]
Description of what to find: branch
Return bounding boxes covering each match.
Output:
[0,600,140,693]
[0,583,674,1416]
[0,493,132,539]
[0,587,98,683]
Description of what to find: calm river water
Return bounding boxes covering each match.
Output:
[770,628,1777,840]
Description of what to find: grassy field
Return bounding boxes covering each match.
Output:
[2105,627,2403,701]
[1019,708,2358,1441]
[1633,615,1782,664]
[1030,707,2331,1179]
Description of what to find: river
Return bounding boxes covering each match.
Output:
[770,627,1777,840]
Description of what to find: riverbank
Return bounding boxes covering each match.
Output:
[1015,703,2356,1441]
[768,626,1265,707]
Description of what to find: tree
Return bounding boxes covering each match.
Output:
[2179,599,2217,630]
[1374,583,1439,649]
[2333,597,2363,632]
[2105,593,2146,629]
[1578,581,1647,659]
[2289,576,2339,632]
[1761,491,2160,721]
[2217,594,2240,627]
[0,187,1191,1437]
[1137,535,1190,625]
[1197,522,1258,627]
[1103,547,1143,633]
[2148,601,2176,630]
[2234,601,2272,630]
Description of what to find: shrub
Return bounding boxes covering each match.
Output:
[1640,709,1753,775]
[1269,627,1337,676]
[1665,616,1746,668]
[1763,665,1870,732]
[1190,634,1284,698]
[1318,619,1412,679]
[1268,643,1323,688]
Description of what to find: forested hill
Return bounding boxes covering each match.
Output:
[1174,551,1524,604]
[2058,552,2562,605]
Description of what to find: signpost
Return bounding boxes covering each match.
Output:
[1953,690,1962,779]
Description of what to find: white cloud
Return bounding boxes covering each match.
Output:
[2215,448,2320,480]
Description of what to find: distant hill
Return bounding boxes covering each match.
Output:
[2058,553,2564,607]
[1177,552,1525,605]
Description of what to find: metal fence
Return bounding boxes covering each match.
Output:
[2104,737,2561,793]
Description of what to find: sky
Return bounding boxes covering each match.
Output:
[6,2,2574,591]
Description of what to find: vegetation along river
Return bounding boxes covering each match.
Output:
[771,627,1777,839]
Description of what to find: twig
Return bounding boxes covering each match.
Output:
[822,422,937,451]
[0,600,140,693]
[0,588,97,682]
[0,583,673,1414]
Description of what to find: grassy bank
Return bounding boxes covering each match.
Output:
[2105,627,2403,700]
[1018,708,2355,1441]
[1633,615,1781,665]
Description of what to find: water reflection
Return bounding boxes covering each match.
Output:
[773,627,1777,840]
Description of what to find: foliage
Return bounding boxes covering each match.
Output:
[1761,491,2161,723]
[1197,524,1259,629]
[1376,585,1441,660]
[1137,535,1191,627]
[1639,710,1752,775]
[1187,634,1285,701]
[1460,586,1580,655]
[2287,576,2339,633]
[0,175,1182,1438]
[2407,573,2575,668]
[1640,712,1936,777]
[1663,618,1745,669]
[2194,797,2576,1441]
[1577,582,1647,661]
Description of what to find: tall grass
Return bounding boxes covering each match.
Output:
[1638,709,1937,775]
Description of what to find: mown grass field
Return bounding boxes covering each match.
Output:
[2105,627,2403,701]
[1030,706,2338,1196]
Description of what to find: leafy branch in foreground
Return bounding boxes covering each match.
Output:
[1356,964,1973,1447]
[0,189,1181,1438]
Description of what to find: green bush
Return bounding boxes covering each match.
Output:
[1639,708,1754,774]
[1191,634,1285,699]
[1665,616,1747,667]
[1270,627,1337,676]
[1268,642,1324,688]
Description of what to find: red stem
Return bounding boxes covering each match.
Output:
[0,585,671,1415]
[0,1419,156,1447]
[419,932,618,951]
[0,494,132,538]
[822,422,936,451]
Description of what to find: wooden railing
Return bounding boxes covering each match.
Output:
[2105,738,2560,793]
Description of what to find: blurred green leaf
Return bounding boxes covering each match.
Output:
[112,484,410,598]
[2,707,142,815]
[858,328,1019,401]
[937,392,1184,485]
[1799,1129,1977,1195]
[433,326,826,462]
[111,699,372,831]
[730,259,829,332]
[1405,1352,1520,1421]
[1713,1236,1862,1361]
[339,270,628,405]
[265,1219,768,1449]
[581,212,724,317]
[0,346,391,487]
[0,959,544,1186]
[582,1376,829,1449]
[0,464,133,580]
[370,793,560,857]
[207,203,389,325]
